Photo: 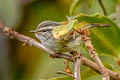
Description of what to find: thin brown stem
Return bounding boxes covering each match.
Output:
[56,71,74,78]
[74,57,82,80]
[76,29,110,80]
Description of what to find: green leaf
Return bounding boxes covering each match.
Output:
[74,14,120,57]
[69,0,88,16]
[87,75,102,80]
[100,54,120,73]
[69,0,95,16]
[81,68,101,80]
[69,0,79,16]
[52,20,77,39]
[89,0,94,8]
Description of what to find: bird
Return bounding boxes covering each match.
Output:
[30,20,86,54]
[30,20,110,54]
[30,20,110,75]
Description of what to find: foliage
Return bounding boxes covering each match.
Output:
[50,0,120,80]
[69,0,94,15]
[74,14,120,56]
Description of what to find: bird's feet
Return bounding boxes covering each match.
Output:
[70,51,81,61]
[49,53,57,58]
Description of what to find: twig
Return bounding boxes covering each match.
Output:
[56,71,74,78]
[98,0,107,16]
[0,22,120,80]
[74,57,82,80]
[81,56,120,80]
[75,29,110,80]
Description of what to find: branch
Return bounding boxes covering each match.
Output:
[74,57,82,80]
[81,56,120,80]
[56,71,74,78]
[76,29,110,80]
[0,22,73,61]
[0,22,120,80]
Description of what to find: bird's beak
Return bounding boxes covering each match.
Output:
[30,30,41,34]
[30,30,37,33]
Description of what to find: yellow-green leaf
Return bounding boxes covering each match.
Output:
[52,20,77,39]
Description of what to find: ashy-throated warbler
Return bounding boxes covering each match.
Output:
[30,20,109,53]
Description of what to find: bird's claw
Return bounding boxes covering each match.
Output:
[49,53,57,58]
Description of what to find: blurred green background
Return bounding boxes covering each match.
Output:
[0,0,120,80]
[0,0,73,80]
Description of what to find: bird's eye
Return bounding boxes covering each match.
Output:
[41,30,47,32]
[41,29,52,32]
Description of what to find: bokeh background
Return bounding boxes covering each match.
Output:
[0,0,120,80]
[0,0,72,80]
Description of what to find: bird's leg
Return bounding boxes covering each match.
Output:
[70,51,80,61]
[49,53,57,58]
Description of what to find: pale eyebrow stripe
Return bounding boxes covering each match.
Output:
[37,26,54,31]
[41,26,53,29]
[37,26,53,31]
[37,21,60,29]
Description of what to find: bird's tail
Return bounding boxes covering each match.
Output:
[88,23,110,29]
